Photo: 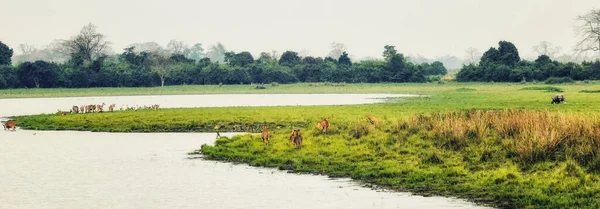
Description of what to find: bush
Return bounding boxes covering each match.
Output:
[544,77,574,84]
[426,75,442,82]
[456,88,476,92]
[520,86,564,93]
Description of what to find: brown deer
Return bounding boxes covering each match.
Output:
[366,115,378,125]
[80,105,85,113]
[108,104,116,112]
[261,125,270,144]
[152,104,160,110]
[96,103,105,113]
[3,120,16,131]
[289,129,303,148]
[72,106,79,114]
[319,118,330,134]
[56,109,70,115]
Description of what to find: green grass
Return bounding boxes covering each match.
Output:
[11,82,600,209]
[520,86,564,93]
[0,82,582,98]
[580,90,600,93]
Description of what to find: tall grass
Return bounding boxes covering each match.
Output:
[409,109,600,167]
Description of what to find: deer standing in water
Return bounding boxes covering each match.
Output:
[3,120,16,131]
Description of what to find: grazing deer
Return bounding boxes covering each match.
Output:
[108,104,116,112]
[96,103,105,113]
[319,118,330,134]
[80,105,85,113]
[72,106,79,114]
[261,125,270,144]
[86,105,95,113]
[3,120,16,131]
[153,104,160,110]
[56,109,70,115]
[366,115,378,125]
[289,129,302,148]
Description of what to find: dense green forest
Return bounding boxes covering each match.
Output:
[0,20,599,89]
[457,41,600,83]
[0,38,446,89]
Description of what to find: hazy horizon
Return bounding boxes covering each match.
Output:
[2,0,599,61]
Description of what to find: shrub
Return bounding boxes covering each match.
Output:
[544,77,574,84]
[520,86,564,92]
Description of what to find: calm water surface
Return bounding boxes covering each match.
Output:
[0,94,492,209]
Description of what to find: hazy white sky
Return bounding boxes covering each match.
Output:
[1,0,599,59]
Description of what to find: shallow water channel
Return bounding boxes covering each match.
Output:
[0,94,492,209]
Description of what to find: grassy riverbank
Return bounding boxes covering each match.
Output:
[0,81,599,99]
[11,82,600,208]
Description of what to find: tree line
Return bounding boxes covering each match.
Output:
[457,9,600,82]
[1,8,599,88]
[0,25,447,89]
[456,41,600,82]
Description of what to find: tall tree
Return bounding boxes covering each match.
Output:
[188,43,205,61]
[338,51,352,66]
[61,23,111,63]
[382,45,398,61]
[166,40,189,55]
[17,44,37,54]
[465,47,481,65]
[532,41,562,58]
[574,9,600,56]
[326,42,347,59]
[206,43,227,63]
[0,41,13,65]
[497,41,520,67]
[150,54,181,87]
[225,51,254,67]
[279,51,301,67]
[16,61,60,88]
[129,42,165,54]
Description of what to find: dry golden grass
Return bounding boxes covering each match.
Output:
[410,109,600,165]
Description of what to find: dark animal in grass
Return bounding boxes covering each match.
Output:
[261,125,270,145]
[551,94,565,104]
[289,129,303,148]
[72,105,79,114]
[3,120,16,131]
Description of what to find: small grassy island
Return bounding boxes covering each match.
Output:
[11,82,600,209]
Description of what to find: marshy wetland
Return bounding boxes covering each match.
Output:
[5,82,600,209]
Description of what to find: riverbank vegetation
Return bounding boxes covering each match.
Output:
[199,110,600,209]
[11,82,600,208]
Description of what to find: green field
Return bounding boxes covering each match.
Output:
[0,81,597,99]
[11,82,600,209]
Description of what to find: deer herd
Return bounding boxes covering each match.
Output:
[257,116,377,149]
[4,104,374,151]
[56,103,161,115]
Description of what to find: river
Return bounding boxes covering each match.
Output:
[0,94,492,209]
